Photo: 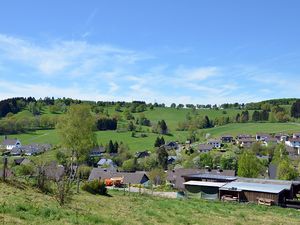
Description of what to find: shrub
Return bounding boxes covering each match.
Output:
[77,165,92,180]
[82,179,107,195]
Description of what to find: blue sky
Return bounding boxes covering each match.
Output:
[0,0,300,105]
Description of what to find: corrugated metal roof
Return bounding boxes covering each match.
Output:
[184,173,237,181]
[220,181,291,194]
[184,181,226,187]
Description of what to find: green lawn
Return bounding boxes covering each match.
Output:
[1,181,300,225]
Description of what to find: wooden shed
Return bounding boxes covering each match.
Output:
[219,182,291,206]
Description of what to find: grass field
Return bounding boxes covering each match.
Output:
[1,122,300,153]
[1,181,300,225]
[202,122,300,138]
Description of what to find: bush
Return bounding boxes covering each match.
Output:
[82,179,107,195]
[77,165,92,180]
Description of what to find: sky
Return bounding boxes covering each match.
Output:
[0,0,300,105]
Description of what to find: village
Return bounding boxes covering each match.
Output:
[1,130,300,209]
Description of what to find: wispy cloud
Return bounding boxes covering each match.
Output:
[0,34,147,77]
[0,33,299,105]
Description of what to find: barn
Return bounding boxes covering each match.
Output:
[219,181,291,206]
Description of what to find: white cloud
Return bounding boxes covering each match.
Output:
[176,66,219,81]
[0,34,147,77]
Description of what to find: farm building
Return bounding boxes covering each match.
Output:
[219,181,291,206]
[183,181,226,200]
[182,172,236,200]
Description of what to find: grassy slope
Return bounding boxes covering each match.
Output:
[1,182,300,225]
[1,107,300,152]
[202,122,300,137]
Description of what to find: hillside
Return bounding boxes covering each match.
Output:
[1,182,300,225]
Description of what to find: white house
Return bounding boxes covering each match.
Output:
[256,133,271,141]
[1,138,21,150]
[285,138,300,148]
[208,139,221,148]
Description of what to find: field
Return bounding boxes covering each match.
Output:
[1,106,300,154]
[1,122,300,152]
[202,122,300,138]
[1,182,300,225]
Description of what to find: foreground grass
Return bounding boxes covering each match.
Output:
[0,182,300,225]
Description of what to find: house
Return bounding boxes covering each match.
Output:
[292,133,300,139]
[135,151,150,159]
[89,146,105,157]
[43,162,65,181]
[14,158,31,166]
[285,138,300,148]
[167,168,202,190]
[165,141,179,150]
[256,133,271,141]
[236,134,252,140]
[167,168,236,191]
[198,144,213,153]
[88,168,149,185]
[1,138,21,150]
[274,133,289,142]
[207,139,221,148]
[10,147,22,156]
[238,138,256,148]
[221,135,234,143]
[97,158,116,168]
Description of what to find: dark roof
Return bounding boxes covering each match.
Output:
[198,144,213,151]
[135,151,150,158]
[43,162,65,181]
[264,137,278,143]
[2,139,20,146]
[167,169,236,190]
[237,134,252,139]
[239,138,256,142]
[90,146,105,155]
[183,172,237,182]
[167,168,202,190]
[288,138,300,142]
[88,168,149,184]
[14,158,31,165]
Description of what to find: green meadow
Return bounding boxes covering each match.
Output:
[1,105,300,152]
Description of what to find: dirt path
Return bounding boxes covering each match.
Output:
[107,186,177,198]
